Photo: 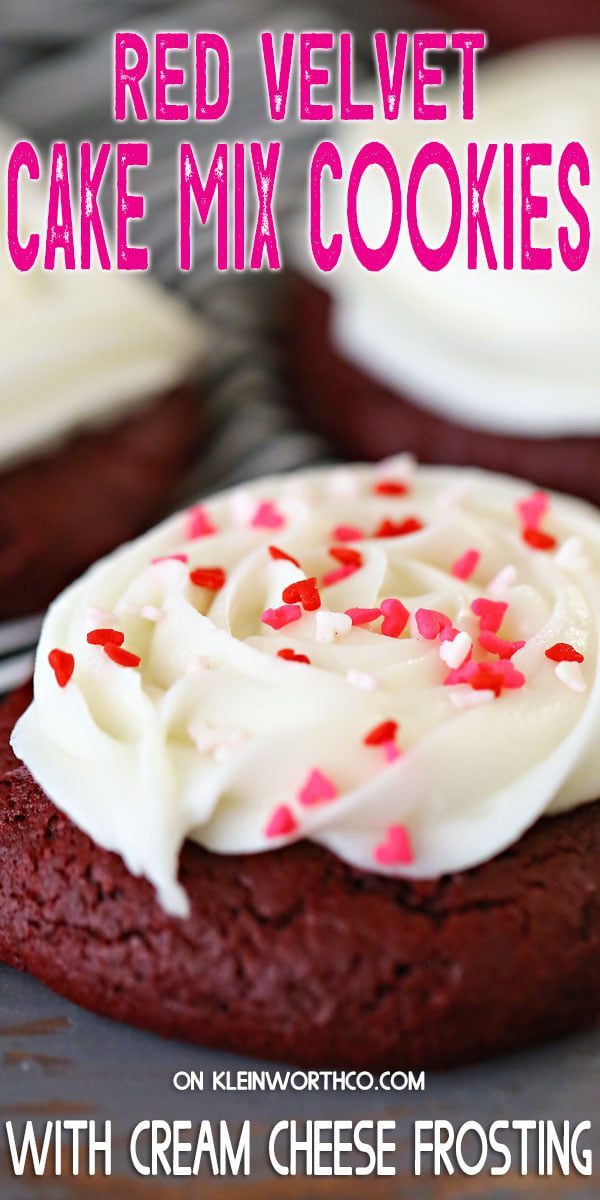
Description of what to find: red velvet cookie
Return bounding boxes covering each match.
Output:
[1,684,600,1069]
[432,1,600,51]
[286,276,600,508]
[0,383,203,621]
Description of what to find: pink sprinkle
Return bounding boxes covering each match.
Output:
[451,548,480,580]
[380,598,410,638]
[415,608,452,640]
[471,597,508,633]
[383,740,402,764]
[439,624,460,643]
[151,553,188,565]
[261,604,302,630]
[322,564,357,587]
[264,805,298,838]
[346,607,382,626]
[375,825,413,866]
[187,505,216,538]
[332,524,364,542]
[516,491,549,530]
[479,631,525,660]
[251,500,285,530]
[297,768,338,807]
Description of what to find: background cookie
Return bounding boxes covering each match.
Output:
[0,383,202,622]
[286,276,600,507]
[2,685,600,1069]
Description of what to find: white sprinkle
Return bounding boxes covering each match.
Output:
[189,719,248,757]
[140,606,164,623]
[328,468,361,497]
[230,488,255,525]
[440,631,472,670]
[488,565,517,596]
[346,669,380,691]
[214,729,250,761]
[85,606,115,625]
[376,452,416,482]
[554,536,591,574]
[555,661,587,693]
[185,656,210,675]
[450,687,495,709]
[436,480,472,509]
[315,611,352,643]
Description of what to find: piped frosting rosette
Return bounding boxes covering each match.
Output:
[12,459,600,914]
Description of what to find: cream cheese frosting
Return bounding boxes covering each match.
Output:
[309,39,600,436]
[11,459,600,915]
[0,122,205,468]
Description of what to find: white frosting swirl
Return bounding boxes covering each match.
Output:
[11,460,600,914]
[310,39,600,435]
[0,123,205,467]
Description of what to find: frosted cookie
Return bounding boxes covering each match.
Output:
[0,122,206,619]
[287,40,600,506]
[4,460,600,1066]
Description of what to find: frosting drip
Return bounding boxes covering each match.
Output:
[11,460,600,914]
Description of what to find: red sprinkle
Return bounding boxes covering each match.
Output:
[374,479,409,496]
[380,598,410,638]
[87,628,124,647]
[268,545,301,568]
[375,825,413,866]
[332,524,364,542]
[265,805,297,838]
[479,631,525,660]
[187,505,216,538]
[451,549,480,581]
[277,648,311,665]
[364,719,398,746]
[251,500,285,530]
[152,553,188,565]
[375,516,423,538]
[189,567,226,591]
[346,607,382,626]
[104,644,141,669]
[282,577,321,612]
[545,642,584,664]
[517,491,549,530]
[329,546,363,567]
[446,659,525,697]
[261,604,302,630]
[297,768,338,807]
[471,597,508,633]
[522,528,557,552]
[415,608,452,640]
[48,649,74,688]
[322,564,357,587]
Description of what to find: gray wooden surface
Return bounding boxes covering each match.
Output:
[0,962,598,1198]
